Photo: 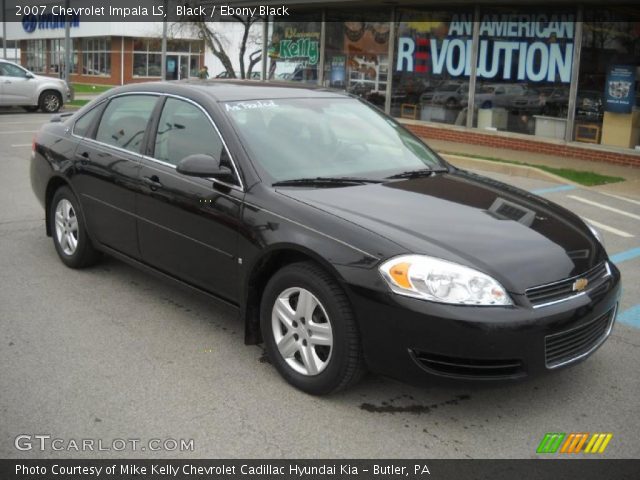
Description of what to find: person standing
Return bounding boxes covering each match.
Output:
[198,65,209,79]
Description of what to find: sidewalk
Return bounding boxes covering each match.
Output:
[428,138,640,199]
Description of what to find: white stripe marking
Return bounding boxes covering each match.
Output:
[0,130,38,134]
[567,195,640,221]
[10,143,32,147]
[595,190,640,207]
[583,217,634,238]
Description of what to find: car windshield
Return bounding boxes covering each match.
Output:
[223,97,445,182]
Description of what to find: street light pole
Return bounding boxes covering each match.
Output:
[161,0,168,80]
[64,0,71,81]
[2,0,7,60]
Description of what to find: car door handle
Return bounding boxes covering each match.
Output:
[75,151,89,164]
[142,175,163,190]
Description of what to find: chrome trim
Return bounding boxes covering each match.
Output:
[545,303,617,369]
[528,261,611,309]
[71,91,244,192]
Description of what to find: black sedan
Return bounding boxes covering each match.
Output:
[30,81,621,394]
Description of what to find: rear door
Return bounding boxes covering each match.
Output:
[136,96,244,302]
[73,94,159,258]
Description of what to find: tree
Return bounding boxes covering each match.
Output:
[187,13,265,79]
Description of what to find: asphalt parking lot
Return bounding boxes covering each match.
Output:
[1,109,639,459]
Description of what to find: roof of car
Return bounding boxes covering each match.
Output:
[116,79,349,102]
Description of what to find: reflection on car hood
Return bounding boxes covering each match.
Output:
[277,170,606,293]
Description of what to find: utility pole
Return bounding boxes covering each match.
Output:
[161,0,168,80]
[64,0,71,81]
[2,0,7,60]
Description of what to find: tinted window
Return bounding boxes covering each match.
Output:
[0,62,27,77]
[73,105,102,137]
[95,95,157,153]
[154,98,224,167]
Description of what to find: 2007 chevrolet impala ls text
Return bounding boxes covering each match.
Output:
[30,80,621,394]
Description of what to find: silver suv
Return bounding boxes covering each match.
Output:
[0,59,73,113]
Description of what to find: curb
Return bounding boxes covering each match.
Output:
[439,153,580,187]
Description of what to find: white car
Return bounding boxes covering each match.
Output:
[0,59,72,113]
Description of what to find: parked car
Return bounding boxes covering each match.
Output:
[0,59,72,113]
[421,82,468,109]
[30,81,620,394]
[464,83,544,113]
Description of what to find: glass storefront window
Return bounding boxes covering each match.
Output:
[324,11,392,108]
[134,38,202,78]
[577,9,640,148]
[50,39,79,76]
[471,8,575,139]
[82,37,111,76]
[25,39,46,73]
[268,15,321,83]
[391,9,472,124]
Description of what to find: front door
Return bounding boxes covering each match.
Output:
[166,56,179,80]
[0,62,37,105]
[136,96,243,302]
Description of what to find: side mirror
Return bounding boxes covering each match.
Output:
[176,153,232,179]
[25,73,34,79]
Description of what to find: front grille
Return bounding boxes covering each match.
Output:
[410,350,525,379]
[545,306,616,368]
[525,262,610,308]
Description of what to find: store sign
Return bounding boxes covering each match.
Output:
[279,37,319,65]
[22,14,80,33]
[396,13,575,83]
[604,65,636,114]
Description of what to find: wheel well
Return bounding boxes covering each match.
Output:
[44,177,69,236]
[243,249,337,345]
[39,89,62,103]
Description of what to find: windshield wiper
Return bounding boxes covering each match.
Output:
[385,168,448,180]
[272,176,383,187]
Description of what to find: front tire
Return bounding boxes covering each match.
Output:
[39,91,62,113]
[50,186,100,268]
[260,262,366,395]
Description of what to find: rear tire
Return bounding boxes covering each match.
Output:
[50,186,100,268]
[260,261,366,395]
[39,91,62,113]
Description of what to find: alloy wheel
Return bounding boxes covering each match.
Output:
[271,287,333,376]
[54,199,79,256]
[43,94,60,112]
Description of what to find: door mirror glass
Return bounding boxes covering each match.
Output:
[25,72,34,79]
[176,154,232,178]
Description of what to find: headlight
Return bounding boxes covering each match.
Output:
[379,255,512,306]
[583,219,604,246]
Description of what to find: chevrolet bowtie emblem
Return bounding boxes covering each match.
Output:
[573,278,589,291]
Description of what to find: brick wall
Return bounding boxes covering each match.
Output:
[402,121,640,168]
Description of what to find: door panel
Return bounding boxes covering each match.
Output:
[73,94,159,258]
[137,161,243,301]
[0,63,37,104]
[136,96,243,302]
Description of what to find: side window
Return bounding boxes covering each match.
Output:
[72,104,102,137]
[95,95,157,153]
[153,98,226,168]
[0,63,27,77]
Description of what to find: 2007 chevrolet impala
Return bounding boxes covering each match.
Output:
[30,81,621,394]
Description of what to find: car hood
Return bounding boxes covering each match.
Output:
[277,171,606,294]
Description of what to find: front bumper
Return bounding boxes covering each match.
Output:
[349,262,621,384]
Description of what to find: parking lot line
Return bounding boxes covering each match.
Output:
[10,144,32,148]
[583,218,634,238]
[618,305,640,328]
[567,195,640,221]
[595,191,640,207]
[0,130,38,134]
[530,185,577,195]
[610,247,640,264]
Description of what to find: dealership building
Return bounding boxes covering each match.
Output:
[250,1,640,166]
[2,17,204,84]
[2,0,639,165]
